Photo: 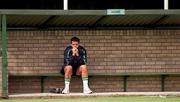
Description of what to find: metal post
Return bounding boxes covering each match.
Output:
[2,14,7,97]
[64,0,68,10]
[164,0,169,10]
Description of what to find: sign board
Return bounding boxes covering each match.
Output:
[107,9,125,15]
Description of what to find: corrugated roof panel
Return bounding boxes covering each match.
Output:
[157,15,180,26]
[1,14,179,28]
[47,15,103,26]
[97,15,162,26]
[7,15,50,27]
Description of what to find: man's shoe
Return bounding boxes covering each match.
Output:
[49,88,62,93]
[62,88,70,94]
[83,88,92,94]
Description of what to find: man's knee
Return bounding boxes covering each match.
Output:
[80,65,88,72]
[64,65,72,73]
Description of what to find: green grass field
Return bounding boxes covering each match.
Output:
[0,97,180,102]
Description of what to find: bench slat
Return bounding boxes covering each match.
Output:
[9,72,180,77]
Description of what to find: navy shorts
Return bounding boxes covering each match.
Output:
[60,64,82,76]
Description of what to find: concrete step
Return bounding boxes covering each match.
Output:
[8,92,180,99]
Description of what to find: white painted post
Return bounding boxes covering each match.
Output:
[164,0,168,10]
[64,0,68,10]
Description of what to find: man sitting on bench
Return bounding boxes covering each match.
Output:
[61,36,92,94]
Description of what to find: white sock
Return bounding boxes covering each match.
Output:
[65,81,70,89]
[64,78,70,90]
[82,77,89,90]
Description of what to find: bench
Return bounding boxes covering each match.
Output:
[9,72,180,93]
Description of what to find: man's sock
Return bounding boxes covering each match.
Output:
[64,78,71,90]
[82,77,89,90]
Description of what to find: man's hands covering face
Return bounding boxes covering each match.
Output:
[72,48,79,56]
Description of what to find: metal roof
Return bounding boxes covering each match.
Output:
[0,9,180,29]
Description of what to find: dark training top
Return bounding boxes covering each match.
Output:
[64,45,87,65]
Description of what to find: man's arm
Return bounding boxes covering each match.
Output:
[64,47,73,65]
[81,47,87,65]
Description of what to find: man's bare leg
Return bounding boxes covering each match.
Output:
[62,65,72,94]
[77,65,92,94]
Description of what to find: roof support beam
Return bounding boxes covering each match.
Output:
[1,10,180,16]
[0,10,107,15]
[125,10,180,15]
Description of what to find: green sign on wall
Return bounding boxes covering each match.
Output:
[107,9,125,15]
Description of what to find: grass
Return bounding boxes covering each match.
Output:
[0,96,180,102]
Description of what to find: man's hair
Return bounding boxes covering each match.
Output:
[71,36,80,43]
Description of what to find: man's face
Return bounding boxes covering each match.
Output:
[71,41,79,48]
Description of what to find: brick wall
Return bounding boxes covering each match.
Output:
[3,29,180,94]
[9,76,124,94]
[7,30,180,75]
[44,76,121,93]
[8,76,41,94]
[9,75,180,93]
[165,76,180,91]
[127,76,161,92]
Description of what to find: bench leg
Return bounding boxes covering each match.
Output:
[161,75,167,92]
[123,76,128,92]
[40,76,46,93]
